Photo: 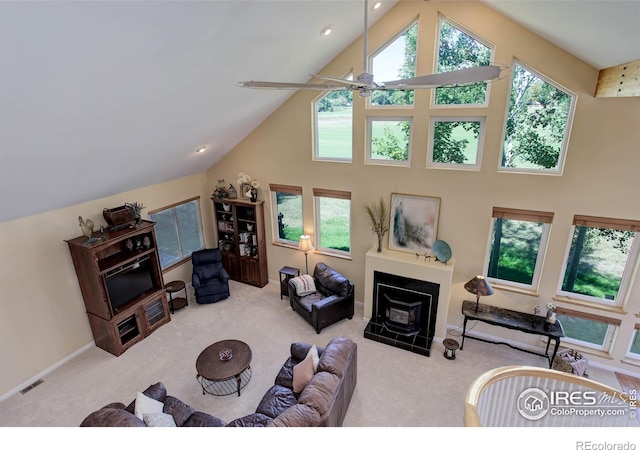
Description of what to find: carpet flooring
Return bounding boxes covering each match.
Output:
[0,280,634,446]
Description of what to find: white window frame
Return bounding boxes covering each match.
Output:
[556,218,640,309]
[555,309,618,354]
[366,117,412,167]
[625,326,640,362]
[312,72,353,162]
[313,188,351,258]
[427,116,486,170]
[482,208,553,292]
[498,60,577,175]
[433,15,495,108]
[269,184,303,248]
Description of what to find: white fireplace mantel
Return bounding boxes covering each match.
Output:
[364,246,454,340]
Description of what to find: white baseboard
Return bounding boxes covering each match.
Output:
[1,342,95,402]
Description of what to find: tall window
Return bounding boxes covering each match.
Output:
[313,74,353,161]
[555,307,620,353]
[369,21,417,107]
[558,215,639,307]
[367,117,411,166]
[313,188,351,257]
[484,207,553,291]
[435,17,493,106]
[269,184,303,246]
[500,61,576,174]
[148,197,204,270]
[427,117,485,169]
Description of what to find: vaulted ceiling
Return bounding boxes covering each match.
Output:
[1,1,638,223]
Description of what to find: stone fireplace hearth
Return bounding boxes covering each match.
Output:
[363,247,454,356]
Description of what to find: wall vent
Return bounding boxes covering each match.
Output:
[20,379,44,395]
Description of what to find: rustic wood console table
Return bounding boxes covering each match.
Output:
[460,300,564,368]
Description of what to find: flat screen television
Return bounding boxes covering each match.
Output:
[104,256,155,313]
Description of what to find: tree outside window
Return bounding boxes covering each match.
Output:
[500,62,575,173]
[269,184,303,245]
[369,22,417,107]
[367,118,411,166]
[435,17,492,106]
[149,198,204,270]
[484,208,553,290]
[559,216,639,306]
[428,117,485,168]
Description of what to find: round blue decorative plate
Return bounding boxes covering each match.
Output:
[433,240,452,263]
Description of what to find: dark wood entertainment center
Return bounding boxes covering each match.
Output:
[66,220,170,356]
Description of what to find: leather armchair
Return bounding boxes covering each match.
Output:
[191,249,230,304]
[288,262,354,333]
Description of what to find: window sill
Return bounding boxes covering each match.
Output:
[313,249,352,261]
[621,357,640,368]
[271,241,298,250]
[491,283,539,297]
[558,342,613,360]
[552,295,626,315]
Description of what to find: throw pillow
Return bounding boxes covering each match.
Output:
[307,344,319,373]
[134,391,164,421]
[292,354,315,394]
[290,274,316,296]
[143,412,177,427]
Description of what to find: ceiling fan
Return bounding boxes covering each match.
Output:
[238,0,505,97]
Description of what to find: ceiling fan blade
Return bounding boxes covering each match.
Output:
[384,65,504,89]
[238,80,351,91]
[311,74,369,88]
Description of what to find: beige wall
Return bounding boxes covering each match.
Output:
[2,0,639,400]
[207,1,640,371]
[0,173,214,398]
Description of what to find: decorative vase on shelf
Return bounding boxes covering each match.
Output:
[250,187,258,202]
[222,203,231,212]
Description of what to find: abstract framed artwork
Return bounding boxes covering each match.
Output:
[388,193,441,255]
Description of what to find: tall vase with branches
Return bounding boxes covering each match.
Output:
[365,197,391,252]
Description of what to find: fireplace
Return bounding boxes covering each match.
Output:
[364,271,439,356]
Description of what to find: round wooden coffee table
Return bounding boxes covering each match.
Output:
[196,339,252,396]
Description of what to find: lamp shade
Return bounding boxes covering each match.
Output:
[298,235,314,253]
[464,275,494,297]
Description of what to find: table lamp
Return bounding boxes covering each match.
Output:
[464,275,494,312]
[298,235,314,274]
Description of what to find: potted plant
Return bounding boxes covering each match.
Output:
[212,179,229,200]
[364,196,391,252]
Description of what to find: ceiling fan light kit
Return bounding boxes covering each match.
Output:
[239,0,507,95]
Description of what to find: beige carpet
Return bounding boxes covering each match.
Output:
[0,280,626,435]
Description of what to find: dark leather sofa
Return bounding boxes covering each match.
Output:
[289,262,355,334]
[80,337,357,427]
[191,248,230,304]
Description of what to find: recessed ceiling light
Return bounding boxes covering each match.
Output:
[372,1,382,10]
[196,146,207,153]
[320,25,333,37]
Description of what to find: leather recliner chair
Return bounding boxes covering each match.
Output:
[288,262,354,333]
[191,249,230,304]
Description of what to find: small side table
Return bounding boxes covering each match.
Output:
[279,266,300,299]
[165,280,188,313]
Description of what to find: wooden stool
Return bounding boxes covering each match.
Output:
[165,280,188,313]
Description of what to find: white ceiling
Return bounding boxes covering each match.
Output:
[1,1,638,223]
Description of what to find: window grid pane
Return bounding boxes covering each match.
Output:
[315,89,353,160]
[316,196,350,254]
[486,218,544,287]
[429,118,484,168]
[369,119,411,164]
[274,191,303,243]
[149,199,204,269]
[501,62,574,173]
[556,313,610,349]
[561,226,635,303]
